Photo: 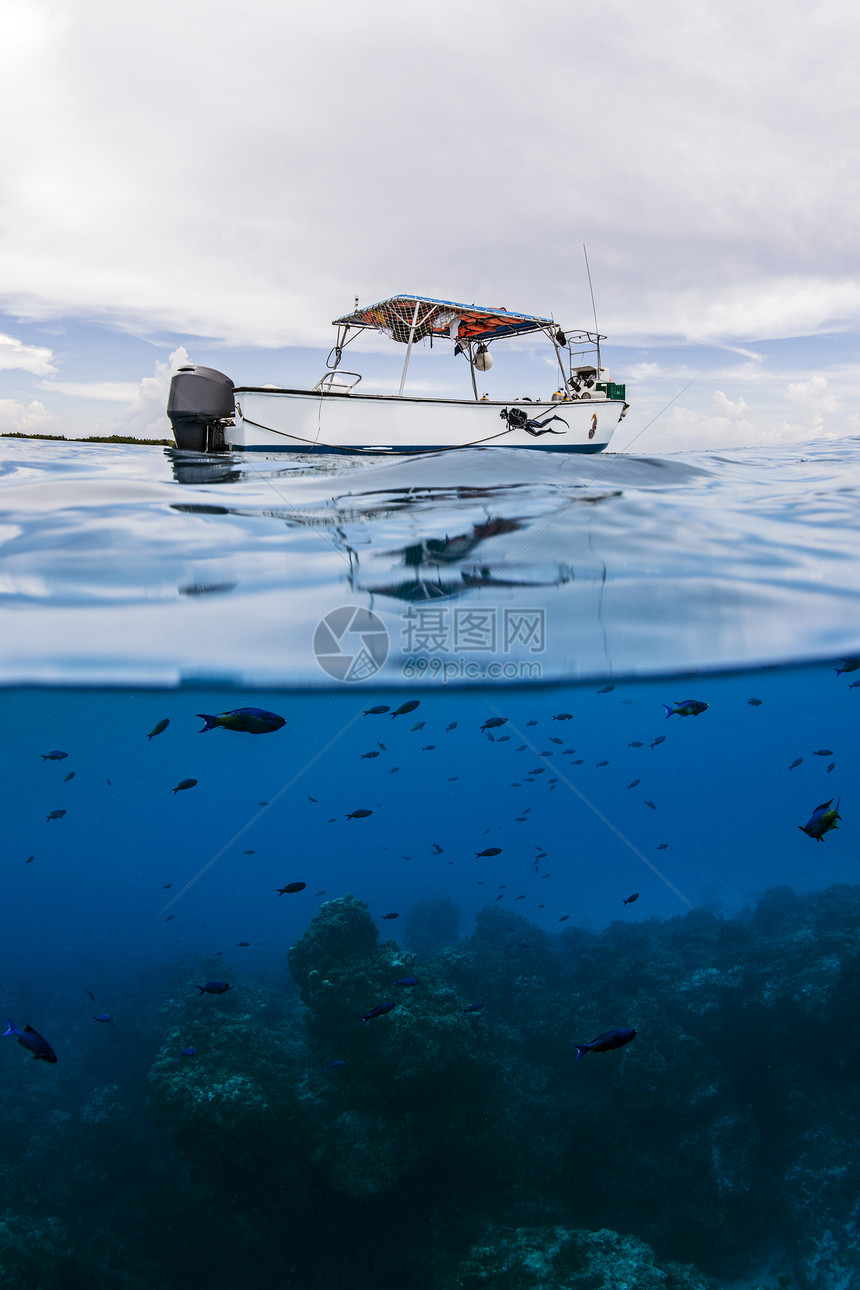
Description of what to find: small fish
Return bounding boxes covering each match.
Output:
[573,1027,637,1060]
[516,895,526,900]
[628,741,643,748]
[432,843,443,854]
[656,842,668,850]
[40,750,68,761]
[461,1002,484,1014]
[526,720,537,727]
[361,750,380,759]
[799,797,841,841]
[390,768,400,774]
[596,760,609,767]
[324,1059,345,1071]
[663,699,709,718]
[197,708,285,734]
[236,942,250,947]
[85,990,95,1002]
[446,723,458,733]
[747,698,763,706]
[476,847,502,857]
[3,1019,57,1063]
[363,705,391,715]
[173,779,197,794]
[828,762,836,773]
[834,658,860,674]
[788,758,803,771]
[552,713,573,721]
[277,882,307,894]
[528,768,545,775]
[382,912,399,920]
[361,1001,395,1023]
[92,1014,113,1024]
[644,799,656,810]
[597,685,615,694]
[394,977,418,987]
[411,721,426,731]
[178,1047,198,1057]
[25,856,34,864]
[497,736,510,743]
[46,809,66,821]
[649,736,665,748]
[346,809,372,819]
[165,915,174,922]
[421,745,435,751]
[308,795,318,802]
[549,737,563,745]
[243,850,255,855]
[812,749,834,757]
[481,717,508,732]
[622,893,639,905]
[315,890,326,896]
[626,779,641,789]
[377,743,386,751]
[64,771,75,782]
[147,718,170,741]
[558,914,570,922]
[162,883,172,889]
[196,981,230,995]
[391,700,420,718]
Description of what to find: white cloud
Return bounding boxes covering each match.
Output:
[39,380,140,401]
[106,346,191,440]
[0,333,55,375]
[3,0,860,353]
[0,398,55,434]
[785,374,840,414]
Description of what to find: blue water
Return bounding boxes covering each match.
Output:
[2,436,860,1289]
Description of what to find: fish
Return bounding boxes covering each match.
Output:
[147,718,170,741]
[788,758,803,771]
[277,882,307,894]
[178,1047,198,1057]
[834,658,860,674]
[390,768,400,774]
[162,883,172,889]
[165,915,174,922]
[308,795,318,802]
[243,850,255,855]
[391,700,420,718]
[446,723,458,732]
[85,990,95,1002]
[656,842,668,850]
[363,705,391,715]
[552,713,573,721]
[197,708,285,735]
[622,893,639,905]
[196,981,230,995]
[394,977,418,986]
[361,1001,395,1023]
[626,779,641,789]
[558,914,570,922]
[412,721,426,731]
[236,942,250,947]
[476,847,502,857]
[382,912,399,920]
[526,720,537,727]
[597,685,615,694]
[64,771,75,782]
[92,1014,114,1024]
[573,1027,637,1060]
[798,798,841,841]
[644,799,657,810]
[628,741,644,748]
[747,698,763,706]
[497,736,510,743]
[596,760,609,767]
[649,736,666,748]
[173,778,197,794]
[432,843,443,854]
[421,745,435,751]
[346,809,372,819]
[461,1002,484,1014]
[361,750,380,759]
[324,1060,345,1071]
[663,699,709,718]
[40,750,67,761]
[46,809,66,821]
[481,717,508,732]
[3,1019,57,1063]
[828,762,836,773]
[812,749,834,757]
[25,856,34,864]
[377,743,386,751]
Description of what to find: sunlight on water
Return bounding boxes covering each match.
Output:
[1,437,860,1288]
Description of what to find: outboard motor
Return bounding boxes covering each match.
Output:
[167,365,235,451]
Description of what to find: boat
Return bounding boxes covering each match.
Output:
[166,294,629,454]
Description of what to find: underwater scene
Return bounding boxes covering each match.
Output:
[2,438,860,1290]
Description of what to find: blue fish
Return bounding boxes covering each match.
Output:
[573,1027,637,1060]
[46,809,66,821]
[394,977,418,987]
[461,1002,484,1014]
[663,699,709,718]
[92,1014,114,1024]
[361,1001,395,1023]
[178,1047,198,1057]
[799,798,841,841]
[40,750,68,761]
[196,980,231,995]
[324,1060,345,1071]
[197,708,285,734]
[3,1018,57,1063]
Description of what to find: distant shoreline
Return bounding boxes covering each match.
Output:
[1,432,174,446]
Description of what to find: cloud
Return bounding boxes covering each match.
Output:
[3,0,860,352]
[0,398,55,434]
[105,346,190,440]
[39,380,140,401]
[0,333,55,376]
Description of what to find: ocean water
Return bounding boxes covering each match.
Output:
[2,436,860,1289]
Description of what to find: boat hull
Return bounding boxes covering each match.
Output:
[230,388,626,453]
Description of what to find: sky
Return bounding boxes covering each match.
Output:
[1,0,859,451]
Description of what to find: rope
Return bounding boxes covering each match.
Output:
[238,412,520,453]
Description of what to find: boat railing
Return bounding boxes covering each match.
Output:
[312,372,363,394]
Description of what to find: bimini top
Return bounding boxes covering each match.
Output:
[333,295,556,344]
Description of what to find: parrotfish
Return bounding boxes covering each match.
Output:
[147,718,170,741]
[391,700,420,718]
[40,751,67,761]
[361,1001,395,1023]
[663,699,709,718]
[197,708,285,735]
[196,981,230,995]
[173,779,197,794]
[3,1018,57,1062]
[573,1027,637,1059]
[799,798,841,841]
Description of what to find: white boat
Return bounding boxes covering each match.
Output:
[166,294,629,454]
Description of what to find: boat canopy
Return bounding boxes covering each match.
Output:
[333,295,556,345]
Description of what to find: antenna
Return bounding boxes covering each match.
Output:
[583,243,598,335]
